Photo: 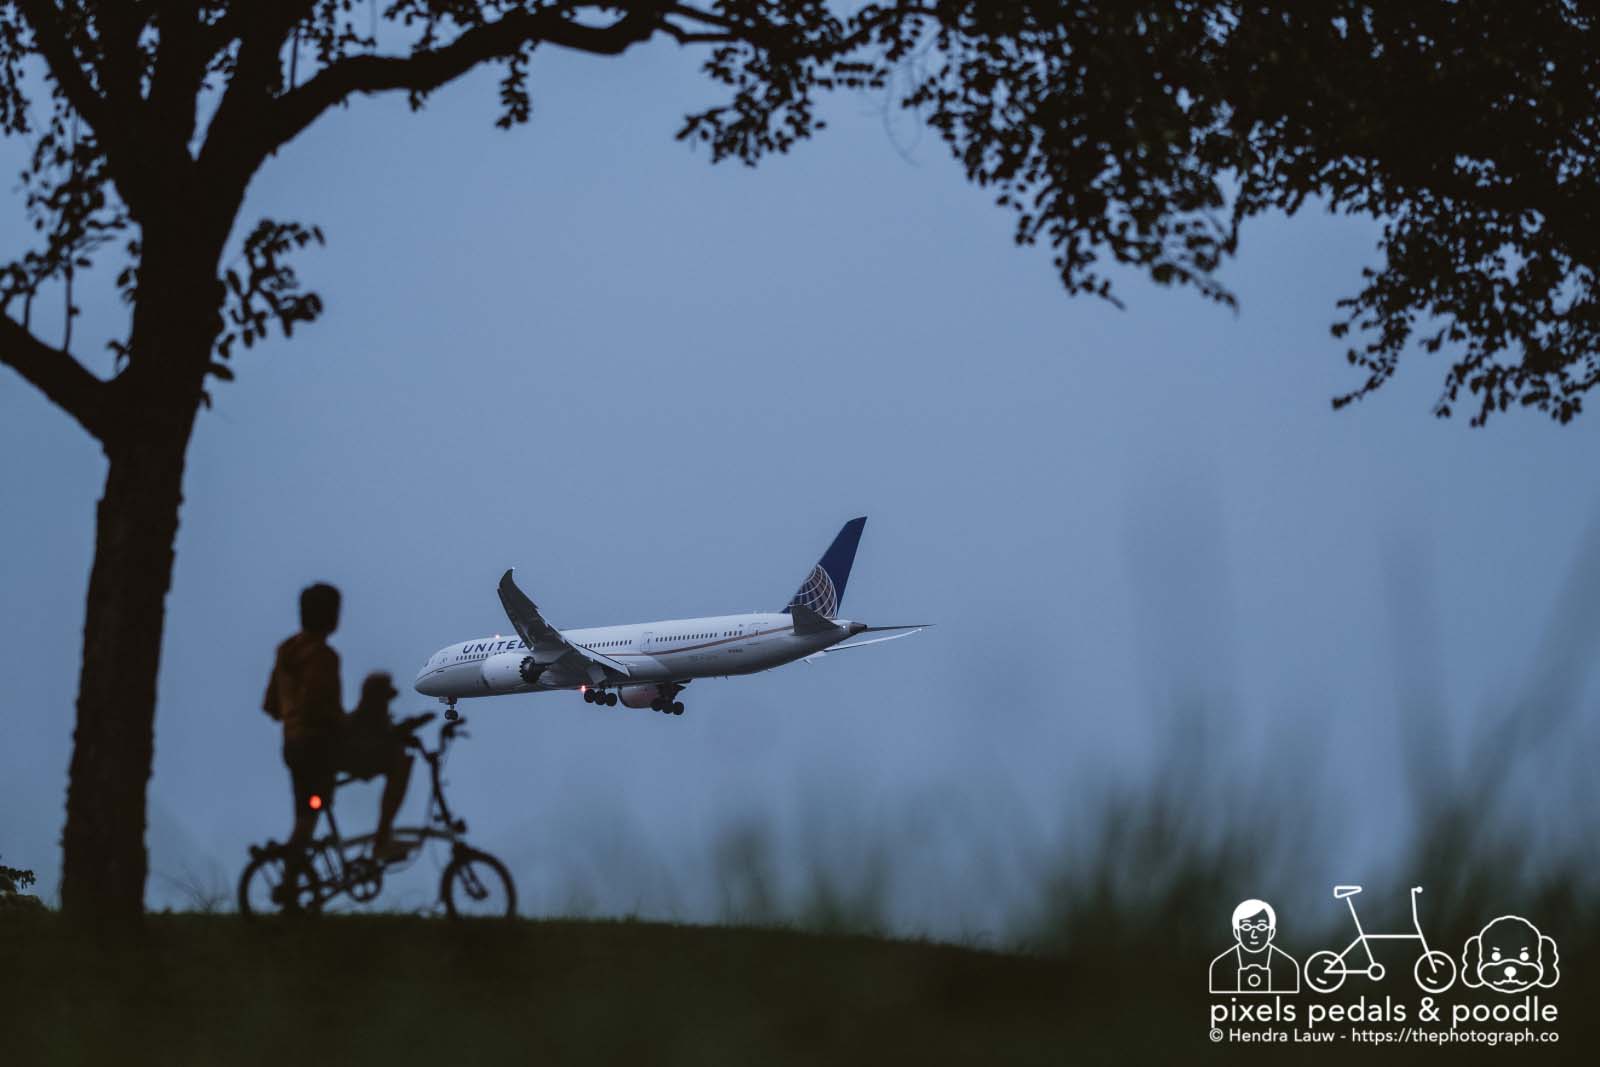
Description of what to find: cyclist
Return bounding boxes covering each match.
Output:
[264,584,412,905]
[263,583,345,900]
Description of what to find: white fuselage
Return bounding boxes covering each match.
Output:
[414,612,862,700]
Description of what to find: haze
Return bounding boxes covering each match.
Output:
[3,39,1595,931]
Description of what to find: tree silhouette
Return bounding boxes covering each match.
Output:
[0,2,1594,919]
[0,855,37,896]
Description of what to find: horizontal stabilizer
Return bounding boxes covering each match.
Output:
[790,602,841,635]
[803,627,925,662]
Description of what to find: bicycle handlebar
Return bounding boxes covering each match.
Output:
[390,712,469,754]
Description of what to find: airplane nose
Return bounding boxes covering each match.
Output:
[414,665,437,696]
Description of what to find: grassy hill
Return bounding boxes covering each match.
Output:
[3,913,1593,1065]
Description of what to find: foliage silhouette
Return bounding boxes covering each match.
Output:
[0,854,44,912]
[3,2,1598,921]
[0,855,36,895]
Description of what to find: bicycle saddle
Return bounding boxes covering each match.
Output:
[1333,885,1363,898]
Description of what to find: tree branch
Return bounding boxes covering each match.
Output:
[14,0,116,140]
[188,1,316,229]
[96,3,151,107]
[0,314,108,440]
[14,0,157,214]
[146,2,207,148]
[658,26,736,45]
[250,4,663,166]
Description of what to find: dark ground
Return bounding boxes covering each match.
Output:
[2,913,1593,1065]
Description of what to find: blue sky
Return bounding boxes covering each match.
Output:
[2,37,1596,928]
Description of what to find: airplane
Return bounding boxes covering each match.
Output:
[413,517,926,718]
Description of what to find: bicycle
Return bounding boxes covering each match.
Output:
[1304,885,1456,993]
[239,713,516,918]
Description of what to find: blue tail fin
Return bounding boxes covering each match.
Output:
[783,517,866,618]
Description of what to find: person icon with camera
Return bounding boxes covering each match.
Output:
[1210,899,1301,993]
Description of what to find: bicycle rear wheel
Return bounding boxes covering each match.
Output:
[238,846,321,916]
[440,848,516,919]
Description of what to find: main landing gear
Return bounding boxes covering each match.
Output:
[581,685,685,715]
[650,683,685,716]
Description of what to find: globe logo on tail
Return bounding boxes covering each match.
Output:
[791,564,839,618]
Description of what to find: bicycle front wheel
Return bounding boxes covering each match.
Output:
[440,848,517,919]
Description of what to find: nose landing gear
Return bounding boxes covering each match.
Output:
[443,698,459,722]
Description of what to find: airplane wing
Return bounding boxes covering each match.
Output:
[497,570,631,683]
[803,627,926,662]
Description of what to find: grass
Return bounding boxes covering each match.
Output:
[4,909,1595,1065]
[3,913,1079,1066]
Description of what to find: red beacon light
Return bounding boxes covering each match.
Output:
[308,794,323,811]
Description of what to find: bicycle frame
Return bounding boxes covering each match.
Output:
[1303,885,1456,994]
[1324,887,1436,979]
[299,718,473,905]
[242,714,516,917]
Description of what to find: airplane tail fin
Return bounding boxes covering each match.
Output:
[783,516,866,619]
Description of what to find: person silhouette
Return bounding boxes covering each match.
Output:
[1209,899,1301,994]
[263,582,345,902]
[263,583,414,907]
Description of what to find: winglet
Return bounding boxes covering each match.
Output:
[498,569,631,677]
[497,569,553,648]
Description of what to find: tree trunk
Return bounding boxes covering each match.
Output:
[58,223,221,921]
[59,420,199,920]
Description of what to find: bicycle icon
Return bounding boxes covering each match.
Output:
[1304,885,1456,993]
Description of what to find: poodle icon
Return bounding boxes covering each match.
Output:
[1461,916,1560,994]
[1209,899,1301,994]
[1304,885,1456,994]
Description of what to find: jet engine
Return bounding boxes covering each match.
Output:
[481,652,543,691]
[618,684,663,709]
